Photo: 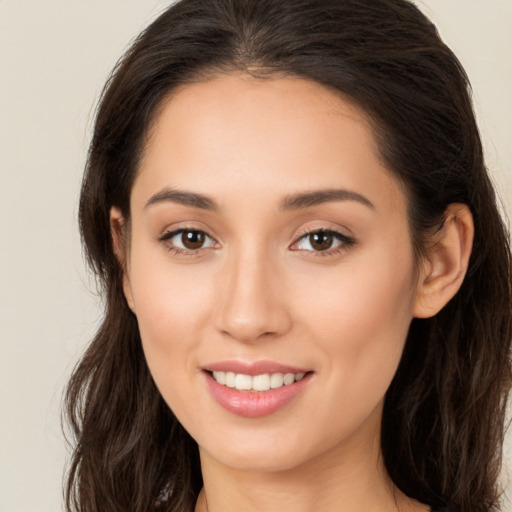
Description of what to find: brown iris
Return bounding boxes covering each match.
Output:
[181,230,206,249]
[309,231,334,251]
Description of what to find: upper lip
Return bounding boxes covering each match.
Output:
[203,360,312,376]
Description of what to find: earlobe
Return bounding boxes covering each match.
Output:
[110,207,136,313]
[413,203,474,319]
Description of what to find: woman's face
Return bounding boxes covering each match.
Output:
[118,74,423,472]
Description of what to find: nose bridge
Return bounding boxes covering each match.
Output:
[215,243,291,342]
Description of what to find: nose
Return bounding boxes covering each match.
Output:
[214,249,292,343]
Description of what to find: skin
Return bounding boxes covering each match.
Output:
[111,74,473,512]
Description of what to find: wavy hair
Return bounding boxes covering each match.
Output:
[65,1,512,511]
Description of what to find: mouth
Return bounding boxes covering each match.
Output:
[202,361,314,417]
[207,370,309,392]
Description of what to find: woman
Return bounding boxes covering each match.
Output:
[65,0,512,511]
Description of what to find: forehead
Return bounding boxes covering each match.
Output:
[134,73,405,216]
[143,73,377,164]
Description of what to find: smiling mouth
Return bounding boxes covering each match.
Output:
[207,371,310,392]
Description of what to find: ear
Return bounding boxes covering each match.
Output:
[110,207,136,313]
[413,203,474,318]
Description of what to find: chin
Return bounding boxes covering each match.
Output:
[198,429,323,474]
[213,449,307,473]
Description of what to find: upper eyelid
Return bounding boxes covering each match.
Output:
[292,226,353,242]
[157,227,217,253]
[160,228,217,243]
[159,224,216,240]
[157,225,354,249]
[158,228,218,256]
[289,227,356,251]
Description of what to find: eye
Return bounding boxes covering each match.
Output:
[292,229,354,253]
[159,228,217,252]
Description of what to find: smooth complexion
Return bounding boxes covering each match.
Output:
[111,74,473,512]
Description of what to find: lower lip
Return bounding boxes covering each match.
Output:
[204,371,313,418]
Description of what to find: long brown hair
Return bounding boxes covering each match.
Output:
[65,1,512,511]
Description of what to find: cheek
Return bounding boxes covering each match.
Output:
[298,242,415,330]
[127,246,216,400]
[298,245,416,411]
[129,231,214,324]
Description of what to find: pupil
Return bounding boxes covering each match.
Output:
[182,230,205,249]
[311,232,333,251]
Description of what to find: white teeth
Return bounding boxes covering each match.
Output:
[211,371,308,391]
[235,373,252,390]
[225,372,236,388]
[213,371,226,385]
[270,373,284,389]
[253,373,271,391]
[283,373,295,385]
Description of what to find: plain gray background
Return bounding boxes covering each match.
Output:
[1,1,511,511]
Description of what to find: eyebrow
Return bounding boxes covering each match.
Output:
[145,188,218,210]
[144,187,374,212]
[280,189,375,211]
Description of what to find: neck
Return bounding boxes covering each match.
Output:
[195,408,428,512]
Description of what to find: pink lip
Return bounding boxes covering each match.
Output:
[203,364,313,418]
[203,360,311,376]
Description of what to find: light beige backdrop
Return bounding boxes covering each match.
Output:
[1,1,511,511]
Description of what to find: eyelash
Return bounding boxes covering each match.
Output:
[290,228,356,257]
[158,227,218,257]
[158,227,356,258]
